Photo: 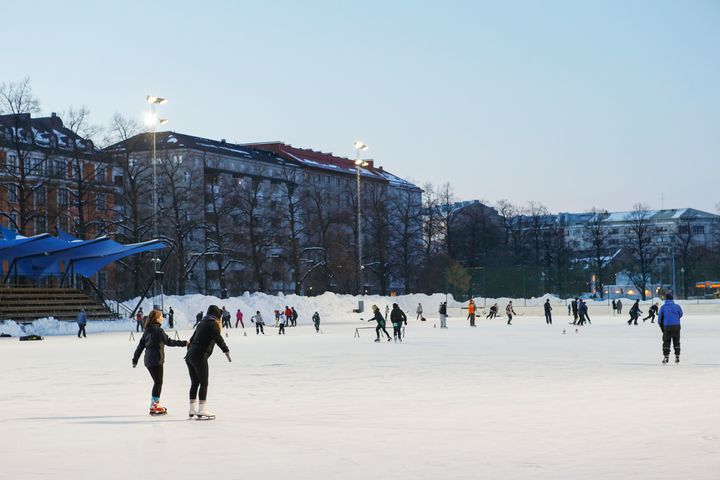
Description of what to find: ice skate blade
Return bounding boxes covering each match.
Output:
[149,411,168,416]
[196,415,216,421]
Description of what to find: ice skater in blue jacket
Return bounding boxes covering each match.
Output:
[658,293,683,364]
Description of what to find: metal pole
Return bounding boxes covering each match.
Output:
[671,244,676,296]
[356,152,363,309]
[151,111,158,306]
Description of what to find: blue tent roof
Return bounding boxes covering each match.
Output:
[0,228,167,281]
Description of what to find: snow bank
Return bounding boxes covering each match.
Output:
[2,291,717,337]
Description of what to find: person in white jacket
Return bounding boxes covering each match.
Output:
[277,312,286,335]
[251,311,265,335]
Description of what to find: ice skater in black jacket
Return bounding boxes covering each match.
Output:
[368,304,392,342]
[132,309,188,415]
[643,303,659,323]
[390,303,407,342]
[186,305,231,420]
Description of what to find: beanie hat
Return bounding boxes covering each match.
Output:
[666,293,674,300]
[207,305,222,319]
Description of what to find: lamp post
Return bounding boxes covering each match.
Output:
[353,140,368,312]
[144,95,167,309]
[680,266,685,299]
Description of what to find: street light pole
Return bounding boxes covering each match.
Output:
[353,141,368,312]
[145,95,167,309]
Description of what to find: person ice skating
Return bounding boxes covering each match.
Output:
[390,303,407,342]
[235,309,244,329]
[570,298,579,324]
[220,307,231,329]
[486,303,498,319]
[467,299,476,327]
[252,311,265,335]
[506,301,516,325]
[611,299,617,315]
[416,303,423,321]
[76,308,87,338]
[627,300,642,326]
[544,299,553,325]
[567,303,571,316]
[643,303,659,323]
[186,305,231,420]
[291,307,298,327]
[616,299,623,315]
[136,308,144,332]
[439,302,448,328]
[194,311,203,327]
[312,312,321,332]
[284,306,293,326]
[168,307,174,329]
[132,309,188,416]
[658,293,683,364]
[278,312,286,335]
[368,304,392,342]
[578,300,591,325]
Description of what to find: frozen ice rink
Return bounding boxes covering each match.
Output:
[2,299,719,479]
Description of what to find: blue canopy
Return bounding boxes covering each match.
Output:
[0,227,167,282]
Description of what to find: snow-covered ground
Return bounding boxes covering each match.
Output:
[2,295,719,479]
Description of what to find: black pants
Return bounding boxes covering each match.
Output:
[507,314,512,324]
[376,325,390,339]
[468,314,475,326]
[169,318,174,328]
[147,364,164,398]
[545,312,552,324]
[662,325,681,357]
[186,355,209,401]
[256,323,264,334]
[77,325,86,337]
[628,314,638,325]
[643,314,656,322]
[136,320,144,332]
[393,325,403,340]
[486,312,496,319]
[314,322,320,332]
[279,324,285,334]
[572,311,578,323]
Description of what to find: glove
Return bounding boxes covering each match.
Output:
[132,360,137,368]
[225,351,232,363]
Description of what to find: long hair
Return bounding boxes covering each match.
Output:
[146,309,163,327]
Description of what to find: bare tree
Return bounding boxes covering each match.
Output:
[583,208,611,299]
[624,203,658,300]
[673,217,705,299]
[364,182,392,294]
[61,106,104,239]
[438,182,455,256]
[421,182,442,265]
[525,201,549,265]
[389,189,423,293]
[0,78,48,235]
[106,113,153,296]
[157,151,205,295]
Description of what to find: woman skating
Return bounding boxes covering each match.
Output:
[368,304,392,342]
[132,309,188,416]
[186,305,231,420]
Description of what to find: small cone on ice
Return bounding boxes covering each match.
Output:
[575,328,579,333]
[562,329,566,335]
[243,331,247,336]
[434,324,436,328]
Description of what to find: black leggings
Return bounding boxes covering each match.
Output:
[77,325,86,337]
[393,325,403,340]
[662,325,681,356]
[186,355,209,401]
[147,365,164,398]
[376,325,391,339]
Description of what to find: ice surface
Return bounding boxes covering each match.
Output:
[1,296,719,479]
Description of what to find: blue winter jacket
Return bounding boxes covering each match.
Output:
[76,311,87,326]
[658,300,683,328]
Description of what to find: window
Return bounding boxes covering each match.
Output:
[8,184,18,203]
[692,226,705,235]
[34,215,46,234]
[8,212,18,231]
[57,215,69,232]
[95,165,106,183]
[6,153,17,173]
[34,187,46,206]
[184,171,191,184]
[95,193,106,211]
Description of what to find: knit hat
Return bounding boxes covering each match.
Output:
[666,293,674,300]
[207,305,222,319]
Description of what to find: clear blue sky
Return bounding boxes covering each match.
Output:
[4,0,719,213]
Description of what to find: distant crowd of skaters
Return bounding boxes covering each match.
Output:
[132,305,322,335]
[116,293,684,418]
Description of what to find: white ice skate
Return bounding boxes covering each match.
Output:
[188,400,198,419]
[196,401,216,421]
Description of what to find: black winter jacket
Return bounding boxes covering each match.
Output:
[187,316,229,359]
[390,307,407,326]
[133,324,186,368]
